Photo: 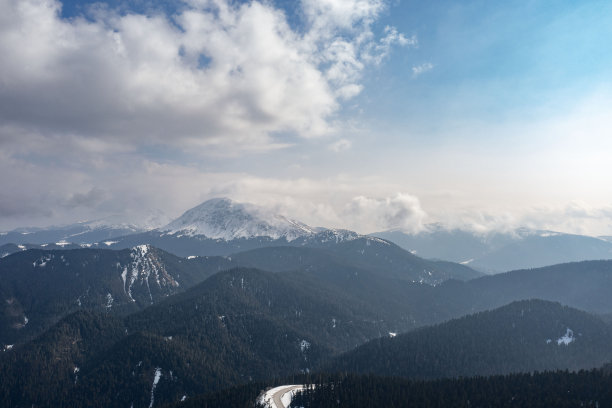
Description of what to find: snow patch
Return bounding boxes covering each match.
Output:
[281,390,294,407]
[311,229,360,244]
[300,340,310,352]
[460,258,474,265]
[366,236,391,245]
[119,245,178,303]
[33,255,53,267]
[135,244,149,255]
[557,328,575,345]
[17,244,26,250]
[55,241,70,247]
[149,368,162,408]
[389,332,397,338]
[162,198,315,241]
[258,385,304,408]
[103,241,118,246]
[106,293,114,310]
[3,344,14,351]
[187,256,197,260]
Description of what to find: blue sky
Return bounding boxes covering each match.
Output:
[1,0,611,234]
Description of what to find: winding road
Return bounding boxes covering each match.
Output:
[260,384,305,408]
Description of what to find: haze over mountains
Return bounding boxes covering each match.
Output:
[3,197,612,274]
[376,226,612,272]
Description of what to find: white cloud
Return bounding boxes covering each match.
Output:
[329,138,352,152]
[412,62,434,77]
[0,0,408,152]
[344,193,428,233]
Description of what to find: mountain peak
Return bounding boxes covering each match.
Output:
[161,198,315,241]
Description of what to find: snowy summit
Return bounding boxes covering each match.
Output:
[162,198,315,241]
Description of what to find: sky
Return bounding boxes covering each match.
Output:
[1,0,612,235]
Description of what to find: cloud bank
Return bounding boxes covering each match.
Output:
[0,0,410,151]
[345,193,428,233]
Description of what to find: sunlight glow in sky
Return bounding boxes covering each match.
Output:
[1,0,611,235]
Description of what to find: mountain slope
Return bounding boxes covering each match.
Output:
[460,259,612,314]
[287,370,612,408]
[0,266,422,407]
[0,246,222,345]
[227,239,482,285]
[328,300,612,379]
[162,197,314,241]
[0,311,126,407]
[4,258,612,406]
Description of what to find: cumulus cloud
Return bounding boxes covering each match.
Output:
[0,0,410,152]
[345,193,428,233]
[429,202,612,237]
[412,62,434,77]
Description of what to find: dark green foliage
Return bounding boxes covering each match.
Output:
[427,259,485,280]
[1,266,423,407]
[166,382,268,408]
[0,311,126,407]
[291,371,612,408]
[0,247,223,344]
[2,246,612,407]
[328,300,612,379]
[464,260,612,314]
[98,231,482,285]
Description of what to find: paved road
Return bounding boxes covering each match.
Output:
[272,385,304,408]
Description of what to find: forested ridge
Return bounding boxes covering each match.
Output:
[327,299,612,378]
[290,370,612,408]
[2,246,612,407]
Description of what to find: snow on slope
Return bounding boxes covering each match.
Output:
[119,245,179,304]
[162,198,315,241]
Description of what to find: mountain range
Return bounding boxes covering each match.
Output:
[3,198,612,274]
[2,197,612,407]
[375,225,612,272]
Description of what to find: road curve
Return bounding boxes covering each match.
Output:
[260,384,305,408]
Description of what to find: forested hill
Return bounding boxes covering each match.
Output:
[1,266,447,407]
[435,259,612,315]
[288,371,612,408]
[0,246,227,344]
[327,299,612,379]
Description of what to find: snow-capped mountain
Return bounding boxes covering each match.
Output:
[162,197,315,241]
[82,199,380,257]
